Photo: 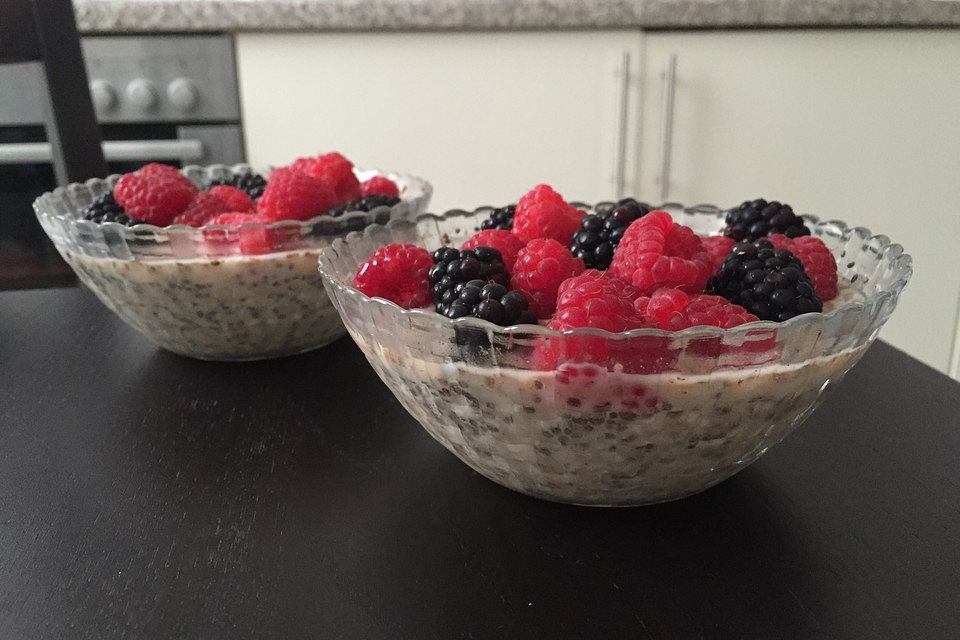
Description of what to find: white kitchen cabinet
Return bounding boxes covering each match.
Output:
[237,32,643,212]
[637,30,960,376]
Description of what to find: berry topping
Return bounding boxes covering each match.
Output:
[767,234,839,302]
[480,205,516,231]
[291,152,361,204]
[112,164,198,226]
[512,184,585,244]
[706,239,823,321]
[429,246,511,315]
[354,243,433,309]
[203,212,275,255]
[437,279,538,325]
[570,198,651,269]
[81,192,140,226]
[360,176,400,198]
[609,211,712,295]
[460,230,525,272]
[724,198,811,241]
[325,194,401,217]
[701,235,737,273]
[172,187,254,227]
[551,270,642,333]
[257,167,338,222]
[206,172,268,201]
[510,238,586,319]
[634,289,759,330]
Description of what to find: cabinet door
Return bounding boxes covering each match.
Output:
[638,30,960,375]
[238,32,642,212]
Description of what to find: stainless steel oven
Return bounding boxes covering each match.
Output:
[0,35,244,289]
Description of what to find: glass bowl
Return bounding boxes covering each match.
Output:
[35,164,432,361]
[318,203,912,506]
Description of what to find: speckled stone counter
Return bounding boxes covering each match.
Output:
[75,0,960,33]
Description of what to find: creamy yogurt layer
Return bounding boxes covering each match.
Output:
[64,248,342,360]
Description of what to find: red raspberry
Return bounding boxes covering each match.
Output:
[113,167,198,226]
[207,185,254,213]
[203,212,275,255]
[683,295,759,328]
[510,238,585,318]
[539,283,764,375]
[354,243,433,309]
[768,234,838,301]
[635,289,758,330]
[173,187,254,227]
[291,152,361,204]
[634,288,689,329]
[360,176,400,198]
[701,235,736,273]
[609,211,712,295]
[172,193,222,227]
[257,167,338,222]
[536,271,648,373]
[512,184,585,244]
[535,331,678,375]
[138,163,183,178]
[634,289,771,362]
[551,270,641,332]
[460,230,526,272]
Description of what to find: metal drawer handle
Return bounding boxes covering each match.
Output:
[613,50,631,199]
[0,139,204,164]
[659,53,678,202]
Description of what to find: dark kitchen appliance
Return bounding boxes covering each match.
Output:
[0,35,244,289]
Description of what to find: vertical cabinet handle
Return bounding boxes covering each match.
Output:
[659,53,678,202]
[613,51,632,199]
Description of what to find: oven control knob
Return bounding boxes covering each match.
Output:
[167,78,200,112]
[89,79,117,112]
[126,78,159,111]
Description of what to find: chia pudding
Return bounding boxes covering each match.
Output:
[64,248,341,361]
[359,337,865,506]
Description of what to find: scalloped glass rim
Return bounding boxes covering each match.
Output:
[32,163,433,239]
[318,204,913,342]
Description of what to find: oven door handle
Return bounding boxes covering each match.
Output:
[0,139,204,164]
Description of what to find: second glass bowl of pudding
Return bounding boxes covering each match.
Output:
[318,204,911,506]
[35,164,431,360]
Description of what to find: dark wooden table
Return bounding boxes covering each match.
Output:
[2,288,958,639]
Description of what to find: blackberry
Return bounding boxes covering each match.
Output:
[705,239,823,322]
[570,198,651,269]
[480,205,516,231]
[206,172,268,201]
[81,192,141,226]
[437,279,538,326]
[429,246,511,316]
[724,198,811,241]
[326,194,401,217]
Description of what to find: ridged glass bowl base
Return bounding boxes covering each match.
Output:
[356,333,866,506]
[161,328,345,362]
[63,247,345,361]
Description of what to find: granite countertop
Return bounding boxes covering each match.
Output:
[74,0,960,33]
